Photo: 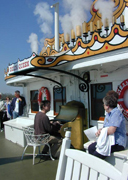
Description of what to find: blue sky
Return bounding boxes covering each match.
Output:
[0,0,92,94]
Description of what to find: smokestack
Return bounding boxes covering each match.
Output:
[51,2,59,52]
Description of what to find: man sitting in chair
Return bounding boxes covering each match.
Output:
[34,100,62,159]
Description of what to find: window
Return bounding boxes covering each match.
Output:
[53,87,66,115]
[30,90,39,113]
[91,83,112,120]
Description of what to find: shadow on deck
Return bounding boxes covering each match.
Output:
[0,132,58,180]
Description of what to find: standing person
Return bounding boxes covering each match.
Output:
[0,92,5,132]
[5,97,12,120]
[10,90,26,119]
[34,100,62,159]
[88,93,126,159]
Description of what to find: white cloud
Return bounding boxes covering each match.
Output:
[27,2,53,53]
[34,2,53,36]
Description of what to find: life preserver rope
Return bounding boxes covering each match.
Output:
[38,87,50,104]
[117,79,128,120]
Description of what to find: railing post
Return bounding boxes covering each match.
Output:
[55,131,71,180]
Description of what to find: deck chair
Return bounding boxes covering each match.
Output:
[21,127,54,165]
[56,131,128,180]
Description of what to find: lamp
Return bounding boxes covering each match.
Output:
[76,25,81,38]
[82,22,88,42]
[112,16,116,25]
[120,15,125,29]
[71,29,75,46]
[83,72,90,82]
[62,36,65,45]
[97,20,102,35]
[90,22,94,35]
[66,33,70,45]
[104,18,109,36]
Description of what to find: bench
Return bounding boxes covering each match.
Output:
[84,140,128,172]
[56,131,128,180]
[4,117,34,147]
[83,128,128,172]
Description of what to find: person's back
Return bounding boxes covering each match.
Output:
[34,111,52,135]
[104,107,126,148]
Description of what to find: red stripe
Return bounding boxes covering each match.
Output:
[100,75,108,78]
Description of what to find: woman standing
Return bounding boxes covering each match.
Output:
[5,97,12,120]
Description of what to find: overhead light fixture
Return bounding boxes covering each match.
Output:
[83,72,90,82]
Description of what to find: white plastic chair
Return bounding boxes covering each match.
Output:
[21,127,54,165]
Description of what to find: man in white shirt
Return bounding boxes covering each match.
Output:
[10,90,26,119]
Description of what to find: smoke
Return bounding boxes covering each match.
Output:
[60,0,92,36]
[95,0,115,25]
[60,14,72,36]
[27,33,38,54]
[27,0,115,53]
[28,2,53,53]
[34,2,53,35]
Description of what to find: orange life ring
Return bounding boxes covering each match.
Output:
[117,79,128,119]
[38,87,50,104]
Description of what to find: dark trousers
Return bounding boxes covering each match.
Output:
[0,111,4,129]
[0,112,8,129]
[88,142,125,159]
[42,136,62,157]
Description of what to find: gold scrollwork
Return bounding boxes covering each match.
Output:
[31,56,45,67]
[125,0,128,7]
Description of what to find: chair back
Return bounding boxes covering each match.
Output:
[22,127,35,144]
[22,127,50,145]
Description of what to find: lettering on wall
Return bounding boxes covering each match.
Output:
[9,61,29,73]
[19,61,29,69]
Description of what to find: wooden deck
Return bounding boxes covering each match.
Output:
[0,132,58,180]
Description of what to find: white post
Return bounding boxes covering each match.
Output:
[121,161,128,180]
[51,2,59,52]
[55,131,71,180]
[124,7,128,29]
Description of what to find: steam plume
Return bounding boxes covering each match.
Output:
[27,33,38,54]
[95,0,115,25]
[60,0,92,36]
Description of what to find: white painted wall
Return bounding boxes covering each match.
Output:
[21,71,89,119]
[12,64,128,129]
[89,68,128,127]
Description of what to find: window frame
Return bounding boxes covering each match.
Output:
[30,90,39,113]
[53,87,66,115]
[90,82,112,121]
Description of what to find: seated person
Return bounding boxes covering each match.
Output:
[34,100,62,159]
[88,93,126,159]
[106,90,123,113]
